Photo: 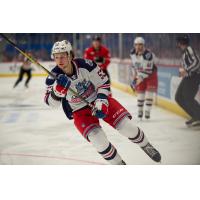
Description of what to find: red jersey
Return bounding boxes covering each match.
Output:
[84,45,111,71]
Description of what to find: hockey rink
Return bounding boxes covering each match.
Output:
[0,77,200,165]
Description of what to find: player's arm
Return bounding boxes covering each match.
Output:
[185,47,200,76]
[83,48,92,60]
[44,72,71,108]
[87,60,110,118]
[44,75,73,120]
[130,65,137,80]
[44,76,62,108]
[130,65,137,90]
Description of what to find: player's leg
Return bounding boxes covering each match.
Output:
[117,116,161,162]
[25,69,32,88]
[145,72,158,119]
[175,77,196,126]
[88,128,125,165]
[104,97,161,162]
[136,81,146,119]
[73,107,125,165]
[13,67,24,88]
[181,75,200,126]
[137,92,145,119]
[144,91,154,119]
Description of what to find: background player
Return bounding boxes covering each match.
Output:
[13,52,32,88]
[130,37,158,119]
[175,34,200,127]
[84,36,111,87]
[44,40,161,165]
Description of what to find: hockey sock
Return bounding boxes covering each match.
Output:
[88,128,123,165]
[117,117,148,147]
[145,91,154,112]
[137,93,145,112]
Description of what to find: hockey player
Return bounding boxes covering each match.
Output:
[13,52,32,88]
[175,34,200,127]
[84,36,111,86]
[44,40,161,165]
[130,37,158,119]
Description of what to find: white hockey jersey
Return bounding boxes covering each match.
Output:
[44,58,110,116]
[130,49,157,79]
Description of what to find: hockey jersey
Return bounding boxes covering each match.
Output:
[181,46,200,76]
[130,49,157,79]
[22,57,32,70]
[44,58,110,119]
[84,45,111,71]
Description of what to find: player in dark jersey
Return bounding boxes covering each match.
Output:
[175,34,200,127]
[44,40,161,164]
[13,52,32,88]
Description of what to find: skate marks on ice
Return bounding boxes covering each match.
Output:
[0,152,105,165]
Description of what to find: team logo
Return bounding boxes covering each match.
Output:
[85,59,93,66]
[145,52,152,60]
[75,79,91,94]
[73,79,95,99]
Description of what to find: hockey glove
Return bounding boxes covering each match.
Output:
[53,74,71,98]
[130,79,137,91]
[92,96,109,119]
[95,56,104,64]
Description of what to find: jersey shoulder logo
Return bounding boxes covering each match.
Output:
[144,52,152,60]
[85,59,93,66]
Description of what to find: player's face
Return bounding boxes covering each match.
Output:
[92,41,101,50]
[54,52,70,70]
[135,43,144,54]
[177,43,186,51]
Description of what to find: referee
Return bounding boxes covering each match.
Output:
[175,34,200,127]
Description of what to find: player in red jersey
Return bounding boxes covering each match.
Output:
[84,36,111,86]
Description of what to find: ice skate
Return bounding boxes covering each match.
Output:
[138,110,143,119]
[186,119,200,127]
[141,143,161,162]
[145,110,150,119]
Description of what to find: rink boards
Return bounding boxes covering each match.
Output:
[0,59,189,118]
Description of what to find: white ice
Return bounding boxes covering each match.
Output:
[0,77,200,165]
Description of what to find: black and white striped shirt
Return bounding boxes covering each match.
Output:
[182,46,200,76]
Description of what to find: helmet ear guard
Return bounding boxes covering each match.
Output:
[51,40,73,59]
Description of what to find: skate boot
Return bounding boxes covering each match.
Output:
[138,110,143,119]
[141,143,161,162]
[145,110,150,119]
[185,119,200,127]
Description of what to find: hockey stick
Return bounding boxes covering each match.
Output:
[0,33,92,107]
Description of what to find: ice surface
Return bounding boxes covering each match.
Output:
[0,77,200,164]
